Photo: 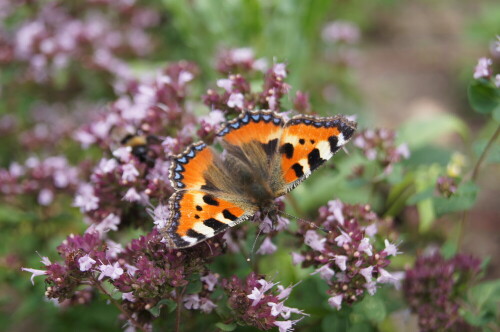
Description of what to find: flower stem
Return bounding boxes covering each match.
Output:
[92,277,146,332]
[175,286,186,332]
[457,124,500,249]
[471,125,500,181]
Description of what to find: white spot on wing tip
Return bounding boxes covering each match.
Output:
[337,133,346,146]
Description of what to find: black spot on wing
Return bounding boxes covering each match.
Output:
[222,209,238,221]
[339,122,355,139]
[204,218,228,232]
[280,143,294,159]
[203,194,219,206]
[187,229,206,241]
[196,205,202,211]
[261,138,278,157]
[291,163,304,177]
[308,148,326,171]
[299,138,305,145]
[328,135,339,153]
[173,236,190,248]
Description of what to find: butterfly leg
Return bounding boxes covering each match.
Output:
[267,209,279,231]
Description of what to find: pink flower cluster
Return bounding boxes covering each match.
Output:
[23,228,226,329]
[203,60,293,116]
[2,0,159,82]
[322,20,360,44]
[403,252,481,332]
[0,155,80,206]
[353,128,410,175]
[473,54,500,87]
[71,62,203,228]
[292,199,402,310]
[223,273,307,332]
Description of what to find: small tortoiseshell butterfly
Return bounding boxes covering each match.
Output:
[162,110,357,248]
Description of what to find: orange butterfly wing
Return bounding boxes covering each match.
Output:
[165,112,283,248]
[164,190,253,248]
[278,114,357,193]
[163,110,357,248]
[169,142,215,190]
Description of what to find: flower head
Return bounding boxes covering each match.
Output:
[473,57,492,79]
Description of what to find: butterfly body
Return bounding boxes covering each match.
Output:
[162,110,356,248]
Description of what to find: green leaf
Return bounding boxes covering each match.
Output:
[186,278,203,294]
[147,298,177,317]
[0,206,36,224]
[354,295,387,323]
[398,114,469,149]
[215,322,237,331]
[412,165,441,232]
[433,181,478,217]
[493,105,500,122]
[464,280,500,326]
[440,240,458,259]
[406,187,435,205]
[468,79,500,115]
[322,314,350,332]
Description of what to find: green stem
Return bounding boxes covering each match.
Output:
[471,125,500,181]
[175,286,186,332]
[92,277,146,332]
[457,124,500,249]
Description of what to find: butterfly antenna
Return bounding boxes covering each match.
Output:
[249,223,265,262]
[277,210,331,234]
[205,241,214,256]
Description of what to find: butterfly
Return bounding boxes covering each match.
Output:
[161,110,357,248]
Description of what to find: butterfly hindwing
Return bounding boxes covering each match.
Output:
[163,190,253,248]
[279,115,357,193]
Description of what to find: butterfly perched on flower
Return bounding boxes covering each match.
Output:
[162,110,357,248]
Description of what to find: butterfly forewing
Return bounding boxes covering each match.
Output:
[278,115,357,194]
[168,142,216,190]
[218,110,284,148]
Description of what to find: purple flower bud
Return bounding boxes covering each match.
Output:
[304,230,326,251]
[122,292,136,302]
[334,255,348,271]
[21,267,47,285]
[227,93,244,109]
[98,262,123,280]
[359,266,373,282]
[201,273,218,292]
[328,295,343,310]
[257,237,277,255]
[473,57,492,79]
[311,264,335,281]
[78,254,96,271]
[199,298,217,313]
[291,252,305,265]
[73,184,99,212]
[183,294,201,310]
